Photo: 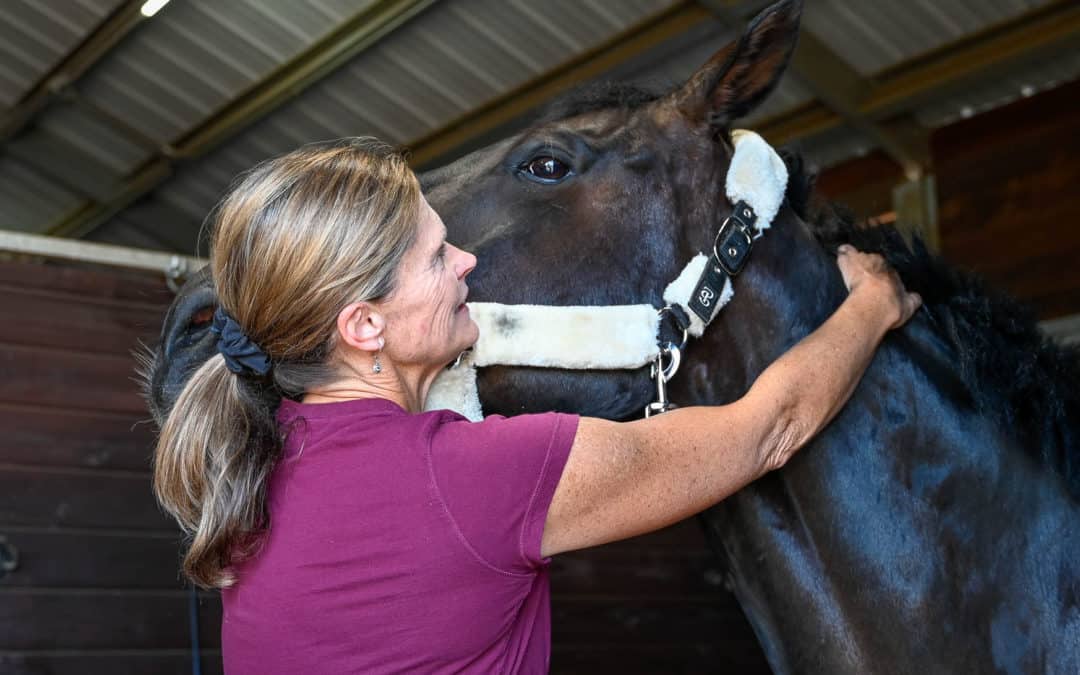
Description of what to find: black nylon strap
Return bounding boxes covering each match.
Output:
[667,305,691,333]
[687,260,730,324]
[685,200,758,325]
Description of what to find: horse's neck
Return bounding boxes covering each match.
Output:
[707,317,1080,674]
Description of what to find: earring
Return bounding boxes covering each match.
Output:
[372,337,384,374]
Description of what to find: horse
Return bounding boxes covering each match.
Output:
[145,0,1080,672]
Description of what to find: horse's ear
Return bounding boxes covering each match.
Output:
[672,0,802,128]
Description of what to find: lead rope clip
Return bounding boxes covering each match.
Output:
[645,342,681,418]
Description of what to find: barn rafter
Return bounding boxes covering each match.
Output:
[41,0,436,238]
[0,0,146,144]
[757,0,1080,145]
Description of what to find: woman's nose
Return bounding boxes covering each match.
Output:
[453,246,477,279]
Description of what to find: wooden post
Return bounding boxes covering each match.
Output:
[892,173,940,252]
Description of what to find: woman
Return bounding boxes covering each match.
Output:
[154,138,920,673]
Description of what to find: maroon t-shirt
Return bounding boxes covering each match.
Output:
[220,397,578,674]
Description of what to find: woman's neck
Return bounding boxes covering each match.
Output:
[302,356,444,413]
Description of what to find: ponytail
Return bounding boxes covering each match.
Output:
[153,355,281,588]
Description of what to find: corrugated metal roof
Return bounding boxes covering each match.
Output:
[146,0,679,237]
[34,0,377,175]
[789,122,877,175]
[915,47,1080,128]
[803,0,1054,76]
[607,14,816,124]
[0,155,80,232]
[0,0,124,108]
[0,0,1074,252]
[78,0,370,141]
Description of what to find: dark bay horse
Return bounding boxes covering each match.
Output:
[146,1,1080,672]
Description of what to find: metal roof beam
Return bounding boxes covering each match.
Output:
[406,1,714,168]
[788,31,932,178]
[167,0,435,159]
[0,0,146,145]
[0,229,203,278]
[758,0,1080,145]
[48,0,436,240]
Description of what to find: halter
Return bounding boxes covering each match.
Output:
[426,130,789,421]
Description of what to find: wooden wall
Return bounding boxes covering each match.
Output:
[551,520,769,674]
[817,78,1080,321]
[0,260,223,675]
[933,78,1080,320]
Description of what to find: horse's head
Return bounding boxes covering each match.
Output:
[424,0,839,416]
[148,0,833,423]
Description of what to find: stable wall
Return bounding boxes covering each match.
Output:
[0,259,222,675]
[817,78,1080,321]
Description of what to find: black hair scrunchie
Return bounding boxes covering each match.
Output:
[211,307,272,377]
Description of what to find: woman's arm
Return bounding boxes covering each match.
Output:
[541,247,920,557]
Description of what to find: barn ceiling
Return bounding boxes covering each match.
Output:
[0,0,1077,255]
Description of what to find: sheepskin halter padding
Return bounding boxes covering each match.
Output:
[425,130,788,421]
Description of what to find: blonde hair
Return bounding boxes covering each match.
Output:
[154,138,420,588]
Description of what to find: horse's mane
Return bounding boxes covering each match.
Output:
[782,152,1080,498]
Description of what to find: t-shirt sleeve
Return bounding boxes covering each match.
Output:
[426,411,579,575]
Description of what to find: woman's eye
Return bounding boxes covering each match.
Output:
[523,156,570,182]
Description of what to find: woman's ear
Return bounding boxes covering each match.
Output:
[337,302,385,352]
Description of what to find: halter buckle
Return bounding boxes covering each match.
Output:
[712,215,755,277]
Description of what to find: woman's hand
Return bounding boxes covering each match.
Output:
[837,244,922,330]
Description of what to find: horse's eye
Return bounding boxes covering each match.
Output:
[190,306,215,327]
[523,156,571,182]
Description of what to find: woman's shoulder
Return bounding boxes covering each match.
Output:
[425,410,579,458]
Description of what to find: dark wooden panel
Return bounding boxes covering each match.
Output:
[815,149,902,219]
[0,260,174,307]
[550,519,731,595]
[0,590,221,650]
[0,468,172,530]
[584,517,712,553]
[0,404,155,471]
[551,597,753,646]
[0,287,164,355]
[0,344,146,414]
[0,651,223,675]
[0,259,210,669]
[0,531,183,589]
[551,546,723,597]
[934,78,1080,319]
[552,642,769,674]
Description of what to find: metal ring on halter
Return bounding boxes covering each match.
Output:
[656,341,682,383]
[656,306,689,352]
